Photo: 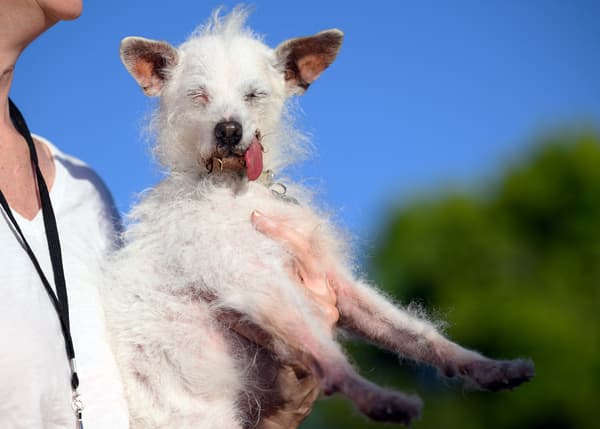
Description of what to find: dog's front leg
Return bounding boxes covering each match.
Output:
[332,272,535,391]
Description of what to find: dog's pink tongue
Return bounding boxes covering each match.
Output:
[244,140,263,181]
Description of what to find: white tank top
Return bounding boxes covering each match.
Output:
[0,136,129,428]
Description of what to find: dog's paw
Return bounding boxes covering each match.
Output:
[460,358,535,391]
[357,388,422,426]
[321,366,422,426]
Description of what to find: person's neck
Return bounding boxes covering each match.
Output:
[0,71,22,151]
[0,66,14,131]
[0,1,60,219]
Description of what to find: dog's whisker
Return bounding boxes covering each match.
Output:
[258,130,275,139]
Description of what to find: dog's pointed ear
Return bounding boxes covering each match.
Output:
[120,37,179,97]
[275,29,343,95]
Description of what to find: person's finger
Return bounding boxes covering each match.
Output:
[260,365,320,429]
[252,210,323,275]
[251,210,313,257]
[302,272,336,303]
[290,260,338,309]
[323,274,337,306]
[319,299,340,327]
[325,270,346,294]
[251,210,339,327]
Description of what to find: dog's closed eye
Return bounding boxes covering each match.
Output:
[244,89,268,103]
[188,87,210,105]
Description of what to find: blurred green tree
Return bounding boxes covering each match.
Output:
[302,132,600,429]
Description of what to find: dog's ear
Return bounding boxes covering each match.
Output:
[120,37,179,96]
[275,29,343,95]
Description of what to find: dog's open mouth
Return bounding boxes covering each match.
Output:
[205,131,264,181]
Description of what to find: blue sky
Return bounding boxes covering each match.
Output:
[11,0,600,245]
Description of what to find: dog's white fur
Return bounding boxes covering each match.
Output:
[104,9,350,428]
[103,7,534,429]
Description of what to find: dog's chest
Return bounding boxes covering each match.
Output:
[143,180,311,286]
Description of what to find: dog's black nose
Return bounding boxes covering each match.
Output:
[215,121,243,148]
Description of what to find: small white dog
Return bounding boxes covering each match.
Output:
[103,7,534,429]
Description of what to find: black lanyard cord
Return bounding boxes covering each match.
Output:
[0,100,82,417]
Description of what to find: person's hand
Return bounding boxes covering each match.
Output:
[251,210,339,330]
[250,210,342,429]
[258,364,320,429]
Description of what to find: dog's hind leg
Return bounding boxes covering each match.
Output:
[208,280,422,426]
[331,273,535,391]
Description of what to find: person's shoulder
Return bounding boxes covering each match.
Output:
[37,135,98,179]
[35,134,122,233]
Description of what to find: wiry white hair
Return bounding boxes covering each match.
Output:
[144,6,310,177]
[104,7,535,429]
[191,5,258,41]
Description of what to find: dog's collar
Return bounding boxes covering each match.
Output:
[260,169,299,205]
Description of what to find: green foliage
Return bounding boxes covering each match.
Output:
[302,132,600,429]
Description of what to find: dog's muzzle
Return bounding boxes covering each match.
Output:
[204,128,264,181]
